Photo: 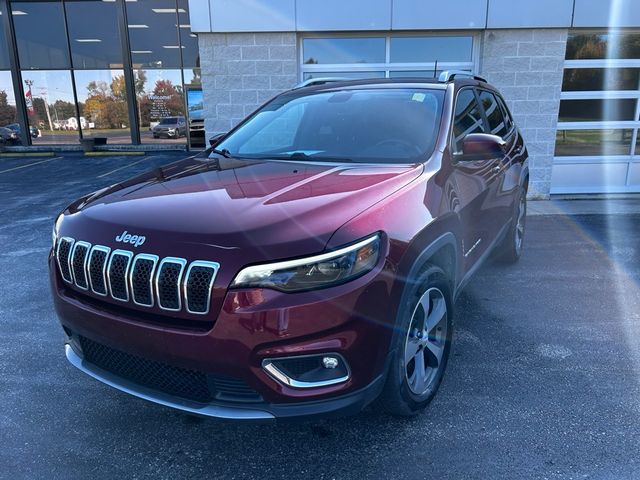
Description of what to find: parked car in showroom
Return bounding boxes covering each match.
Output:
[50,72,528,420]
[152,116,187,139]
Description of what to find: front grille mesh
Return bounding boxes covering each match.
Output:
[78,336,262,404]
[157,261,183,310]
[88,248,109,295]
[56,237,218,316]
[71,243,90,289]
[108,252,131,301]
[186,265,216,313]
[131,257,156,306]
[57,238,74,282]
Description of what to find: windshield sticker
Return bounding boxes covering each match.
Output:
[412,92,426,102]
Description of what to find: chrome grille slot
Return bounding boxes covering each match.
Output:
[130,254,158,307]
[71,241,91,290]
[55,239,219,316]
[184,261,219,315]
[56,237,75,283]
[156,258,186,311]
[108,250,133,301]
[88,246,110,296]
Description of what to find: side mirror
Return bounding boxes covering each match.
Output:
[458,133,506,161]
[209,133,226,148]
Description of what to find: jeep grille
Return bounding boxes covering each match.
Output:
[56,238,219,316]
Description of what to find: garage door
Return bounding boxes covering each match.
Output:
[552,31,640,194]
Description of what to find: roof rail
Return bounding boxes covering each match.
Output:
[438,70,487,83]
[293,77,351,89]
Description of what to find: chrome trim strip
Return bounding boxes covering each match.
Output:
[262,353,351,389]
[183,260,220,315]
[87,245,111,296]
[129,253,160,307]
[155,257,187,312]
[70,241,92,291]
[106,249,134,302]
[55,236,75,283]
[65,345,274,421]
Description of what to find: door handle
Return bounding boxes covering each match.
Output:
[513,145,523,154]
[492,165,502,174]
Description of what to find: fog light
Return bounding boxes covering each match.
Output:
[322,356,339,369]
[262,353,350,388]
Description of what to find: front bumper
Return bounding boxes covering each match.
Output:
[65,342,387,421]
[51,252,395,419]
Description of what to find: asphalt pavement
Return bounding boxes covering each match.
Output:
[1,152,640,479]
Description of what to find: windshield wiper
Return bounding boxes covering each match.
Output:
[211,148,232,158]
[270,151,356,163]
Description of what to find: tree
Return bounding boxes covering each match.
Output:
[0,90,16,126]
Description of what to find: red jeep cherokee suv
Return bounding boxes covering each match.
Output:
[50,73,528,420]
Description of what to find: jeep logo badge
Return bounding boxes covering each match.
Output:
[115,230,146,248]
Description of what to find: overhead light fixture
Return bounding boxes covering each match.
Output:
[76,39,102,43]
[128,24,149,28]
[131,50,152,54]
[12,10,28,15]
[152,8,186,13]
[178,24,191,28]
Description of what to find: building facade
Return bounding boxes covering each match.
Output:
[190,0,640,198]
[0,0,203,148]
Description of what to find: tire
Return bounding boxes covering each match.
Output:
[497,185,527,264]
[377,264,453,416]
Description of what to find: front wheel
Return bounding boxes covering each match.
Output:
[497,186,527,264]
[378,265,453,416]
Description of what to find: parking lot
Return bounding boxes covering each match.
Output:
[1,152,640,479]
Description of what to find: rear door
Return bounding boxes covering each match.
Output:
[477,89,518,232]
[450,88,501,270]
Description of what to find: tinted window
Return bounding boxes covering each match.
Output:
[127,0,181,68]
[562,68,640,91]
[217,89,444,164]
[555,129,633,156]
[453,89,484,153]
[559,99,637,122]
[13,2,70,69]
[478,90,508,138]
[496,95,514,133]
[65,0,123,69]
[303,38,385,64]
[566,33,640,60]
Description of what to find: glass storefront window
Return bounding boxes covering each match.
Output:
[127,0,181,68]
[303,38,386,65]
[74,70,130,143]
[0,71,22,144]
[390,36,473,63]
[555,129,633,157]
[559,99,638,123]
[303,71,385,80]
[12,2,70,69]
[562,68,640,92]
[65,0,123,69]
[135,69,185,144]
[178,0,198,68]
[566,33,640,60]
[21,70,78,144]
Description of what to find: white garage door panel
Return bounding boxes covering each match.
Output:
[628,163,640,186]
[551,163,631,194]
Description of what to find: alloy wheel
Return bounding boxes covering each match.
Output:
[404,287,448,395]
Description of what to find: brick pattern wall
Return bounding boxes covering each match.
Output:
[199,32,298,138]
[480,29,568,199]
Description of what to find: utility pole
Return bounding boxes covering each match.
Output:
[38,87,54,132]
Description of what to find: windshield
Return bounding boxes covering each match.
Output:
[216,88,444,163]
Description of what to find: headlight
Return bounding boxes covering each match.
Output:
[231,234,381,292]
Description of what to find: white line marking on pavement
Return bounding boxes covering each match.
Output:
[0,156,63,174]
[97,156,150,178]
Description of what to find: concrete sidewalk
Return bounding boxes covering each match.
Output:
[528,197,640,216]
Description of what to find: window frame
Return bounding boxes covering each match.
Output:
[299,31,479,81]
[449,86,487,155]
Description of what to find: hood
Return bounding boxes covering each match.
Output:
[61,156,422,262]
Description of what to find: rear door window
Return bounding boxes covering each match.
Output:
[452,89,485,153]
[478,90,508,138]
